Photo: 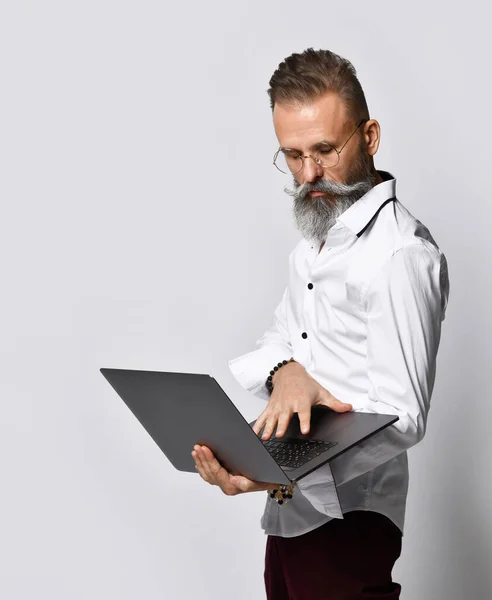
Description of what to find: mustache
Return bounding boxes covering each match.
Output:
[284,178,371,201]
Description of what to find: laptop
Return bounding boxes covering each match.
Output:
[100,368,398,486]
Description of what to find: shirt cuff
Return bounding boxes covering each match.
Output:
[295,462,343,519]
[228,344,293,401]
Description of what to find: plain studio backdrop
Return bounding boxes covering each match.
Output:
[1,1,490,598]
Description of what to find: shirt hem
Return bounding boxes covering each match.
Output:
[341,506,404,536]
[262,506,403,538]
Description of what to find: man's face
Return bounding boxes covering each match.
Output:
[272,92,378,244]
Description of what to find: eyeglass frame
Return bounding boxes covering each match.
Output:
[272,118,367,175]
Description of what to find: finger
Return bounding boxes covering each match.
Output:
[192,447,205,470]
[195,446,217,480]
[297,406,312,435]
[328,396,353,412]
[261,414,279,441]
[336,399,353,411]
[200,446,230,486]
[229,475,253,493]
[193,447,208,474]
[230,476,271,493]
[199,446,239,496]
[200,445,220,471]
[274,409,293,438]
[252,410,269,436]
[318,390,353,412]
[195,446,214,479]
[192,449,209,482]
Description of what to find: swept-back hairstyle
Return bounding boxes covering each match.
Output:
[267,48,370,124]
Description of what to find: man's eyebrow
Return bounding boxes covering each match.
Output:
[280,140,335,152]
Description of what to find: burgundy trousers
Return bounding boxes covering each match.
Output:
[264,510,402,600]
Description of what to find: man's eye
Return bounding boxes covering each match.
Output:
[283,151,301,159]
[317,146,335,155]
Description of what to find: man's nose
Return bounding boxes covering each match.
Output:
[301,156,324,183]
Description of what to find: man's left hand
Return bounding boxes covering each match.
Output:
[253,360,353,440]
[192,445,278,495]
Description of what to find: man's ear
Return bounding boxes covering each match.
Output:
[362,119,381,157]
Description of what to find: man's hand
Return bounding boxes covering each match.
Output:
[191,445,278,495]
[253,361,353,441]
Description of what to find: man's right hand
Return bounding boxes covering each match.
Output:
[192,445,279,496]
[252,360,352,441]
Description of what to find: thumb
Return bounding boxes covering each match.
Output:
[230,476,251,492]
[319,389,353,412]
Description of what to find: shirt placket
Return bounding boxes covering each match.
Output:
[296,245,327,370]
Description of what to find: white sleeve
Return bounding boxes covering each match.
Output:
[228,286,294,402]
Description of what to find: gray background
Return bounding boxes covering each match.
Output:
[1,1,490,598]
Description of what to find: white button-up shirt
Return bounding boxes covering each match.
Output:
[228,171,449,538]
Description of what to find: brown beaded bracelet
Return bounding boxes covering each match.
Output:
[266,358,293,393]
[269,483,295,505]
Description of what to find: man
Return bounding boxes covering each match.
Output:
[192,48,449,599]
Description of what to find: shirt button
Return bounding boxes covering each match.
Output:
[307,283,313,290]
[301,332,308,339]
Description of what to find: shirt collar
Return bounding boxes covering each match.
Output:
[334,170,396,238]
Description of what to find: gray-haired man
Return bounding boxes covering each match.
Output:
[192,48,449,600]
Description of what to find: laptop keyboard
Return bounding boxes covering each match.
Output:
[262,438,338,469]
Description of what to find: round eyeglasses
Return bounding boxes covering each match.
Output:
[273,119,366,175]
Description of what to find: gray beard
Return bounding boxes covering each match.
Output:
[284,148,376,245]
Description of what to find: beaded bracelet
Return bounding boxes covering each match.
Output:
[266,358,294,393]
[269,483,295,505]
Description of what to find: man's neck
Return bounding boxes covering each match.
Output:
[374,170,384,186]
